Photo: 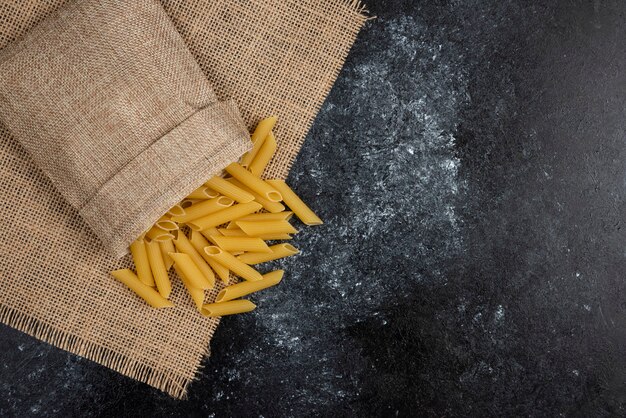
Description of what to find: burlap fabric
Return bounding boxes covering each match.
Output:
[0,0,368,398]
[0,0,250,257]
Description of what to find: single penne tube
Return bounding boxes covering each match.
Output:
[235,212,293,222]
[187,201,263,231]
[201,299,256,317]
[212,236,272,253]
[199,227,222,245]
[173,265,205,312]
[180,199,200,208]
[216,270,284,302]
[168,252,212,290]
[237,243,299,265]
[170,196,234,223]
[217,228,293,240]
[225,162,282,202]
[240,116,277,167]
[172,231,215,288]
[189,230,230,284]
[204,246,263,281]
[186,185,219,200]
[159,239,176,270]
[144,225,175,241]
[205,176,255,203]
[266,180,323,225]
[227,178,285,213]
[129,238,154,286]
[217,228,248,237]
[145,240,172,298]
[236,220,298,236]
[155,219,178,231]
[110,269,173,308]
[166,204,186,218]
[248,130,277,176]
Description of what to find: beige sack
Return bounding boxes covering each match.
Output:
[0,0,250,257]
[0,0,368,398]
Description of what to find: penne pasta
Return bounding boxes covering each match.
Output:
[173,265,205,312]
[180,199,199,208]
[172,231,215,288]
[199,227,222,245]
[169,252,212,290]
[212,236,272,253]
[240,116,277,168]
[189,230,230,284]
[186,185,219,200]
[170,196,234,223]
[205,176,255,203]
[129,238,154,286]
[226,178,285,213]
[216,270,284,302]
[201,299,256,317]
[111,269,173,308]
[266,180,323,225]
[166,204,186,218]
[144,225,175,242]
[204,246,263,281]
[187,201,262,231]
[159,239,176,270]
[237,243,299,265]
[235,212,293,222]
[155,219,178,231]
[236,220,298,236]
[224,162,282,202]
[217,228,293,240]
[145,240,172,298]
[248,130,277,177]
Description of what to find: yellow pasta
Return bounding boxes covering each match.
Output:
[186,185,219,200]
[248,130,277,176]
[224,162,282,202]
[173,265,205,312]
[266,179,323,225]
[172,231,215,288]
[216,270,284,302]
[217,228,293,241]
[166,204,186,218]
[155,219,178,231]
[180,199,199,208]
[144,225,175,242]
[212,236,272,253]
[235,212,293,222]
[187,201,262,231]
[159,239,176,270]
[205,176,255,203]
[201,299,256,317]
[237,243,299,265]
[111,269,173,308]
[129,238,154,286]
[240,116,277,168]
[199,227,222,245]
[204,246,263,281]
[226,178,285,213]
[236,220,298,236]
[145,240,172,298]
[169,252,212,290]
[170,196,234,223]
[189,230,230,284]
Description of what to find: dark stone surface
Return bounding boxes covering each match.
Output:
[1,0,625,416]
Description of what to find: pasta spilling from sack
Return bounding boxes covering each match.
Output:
[111,117,322,317]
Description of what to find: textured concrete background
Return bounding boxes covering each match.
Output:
[1,0,625,416]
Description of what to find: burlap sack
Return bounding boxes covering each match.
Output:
[0,0,368,398]
[0,0,250,257]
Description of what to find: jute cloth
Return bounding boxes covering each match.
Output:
[0,0,368,398]
[0,0,250,257]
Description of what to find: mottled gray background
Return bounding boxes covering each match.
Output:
[1,0,625,416]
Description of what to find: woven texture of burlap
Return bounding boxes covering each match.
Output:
[0,0,250,257]
[0,0,367,398]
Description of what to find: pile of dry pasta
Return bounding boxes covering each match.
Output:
[111,116,322,317]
